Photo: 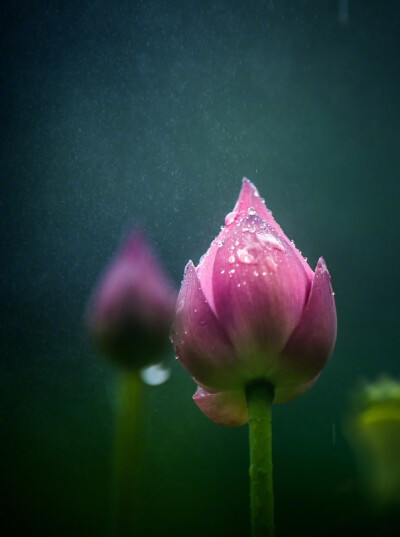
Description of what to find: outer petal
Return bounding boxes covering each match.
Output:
[212,213,311,363]
[196,224,232,316]
[172,261,240,390]
[273,374,320,404]
[193,386,248,427]
[280,257,337,381]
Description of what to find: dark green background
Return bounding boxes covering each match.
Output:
[2,1,400,536]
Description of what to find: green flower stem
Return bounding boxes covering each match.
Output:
[112,369,143,537]
[246,380,275,537]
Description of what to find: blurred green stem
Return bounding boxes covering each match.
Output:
[246,380,275,537]
[112,369,143,537]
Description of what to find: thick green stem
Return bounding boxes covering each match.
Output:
[246,380,275,537]
[112,369,143,537]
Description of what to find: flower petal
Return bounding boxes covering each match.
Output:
[193,386,248,427]
[212,213,311,361]
[273,374,320,404]
[233,177,272,222]
[234,178,313,281]
[196,225,232,316]
[281,257,337,380]
[172,261,240,390]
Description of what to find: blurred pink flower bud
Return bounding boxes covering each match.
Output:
[172,179,337,426]
[87,231,177,369]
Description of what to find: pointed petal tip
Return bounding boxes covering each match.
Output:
[316,256,327,271]
[234,177,266,216]
[241,176,257,193]
[314,256,333,283]
[184,260,196,274]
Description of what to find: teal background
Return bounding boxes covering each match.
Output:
[2,1,400,536]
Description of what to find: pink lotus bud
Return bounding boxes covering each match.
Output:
[87,231,177,369]
[172,179,337,426]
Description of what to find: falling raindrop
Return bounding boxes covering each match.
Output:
[140,363,171,386]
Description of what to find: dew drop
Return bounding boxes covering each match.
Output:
[248,207,256,216]
[229,269,235,274]
[237,247,256,264]
[220,269,225,274]
[217,240,223,248]
[257,233,285,252]
[332,292,335,296]
[228,255,235,263]
[254,271,259,277]
[225,211,238,226]
[266,258,278,272]
[237,283,241,287]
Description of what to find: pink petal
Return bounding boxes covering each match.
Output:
[232,177,272,222]
[193,386,248,427]
[273,374,320,404]
[196,225,232,316]
[281,257,337,381]
[212,213,311,362]
[172,262,240,390]
[234,178,314,281]
[87,231,176,335]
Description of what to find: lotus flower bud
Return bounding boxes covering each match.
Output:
[344,376,400,510]
[172,179,337,426]
[87,231,177,369]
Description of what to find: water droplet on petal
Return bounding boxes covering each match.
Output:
[228,255,235,263]
[257,233,285,252]
[225,211,238,226]
[237,247,256,264]
[248,207,256,216]
[266,258,278,272]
